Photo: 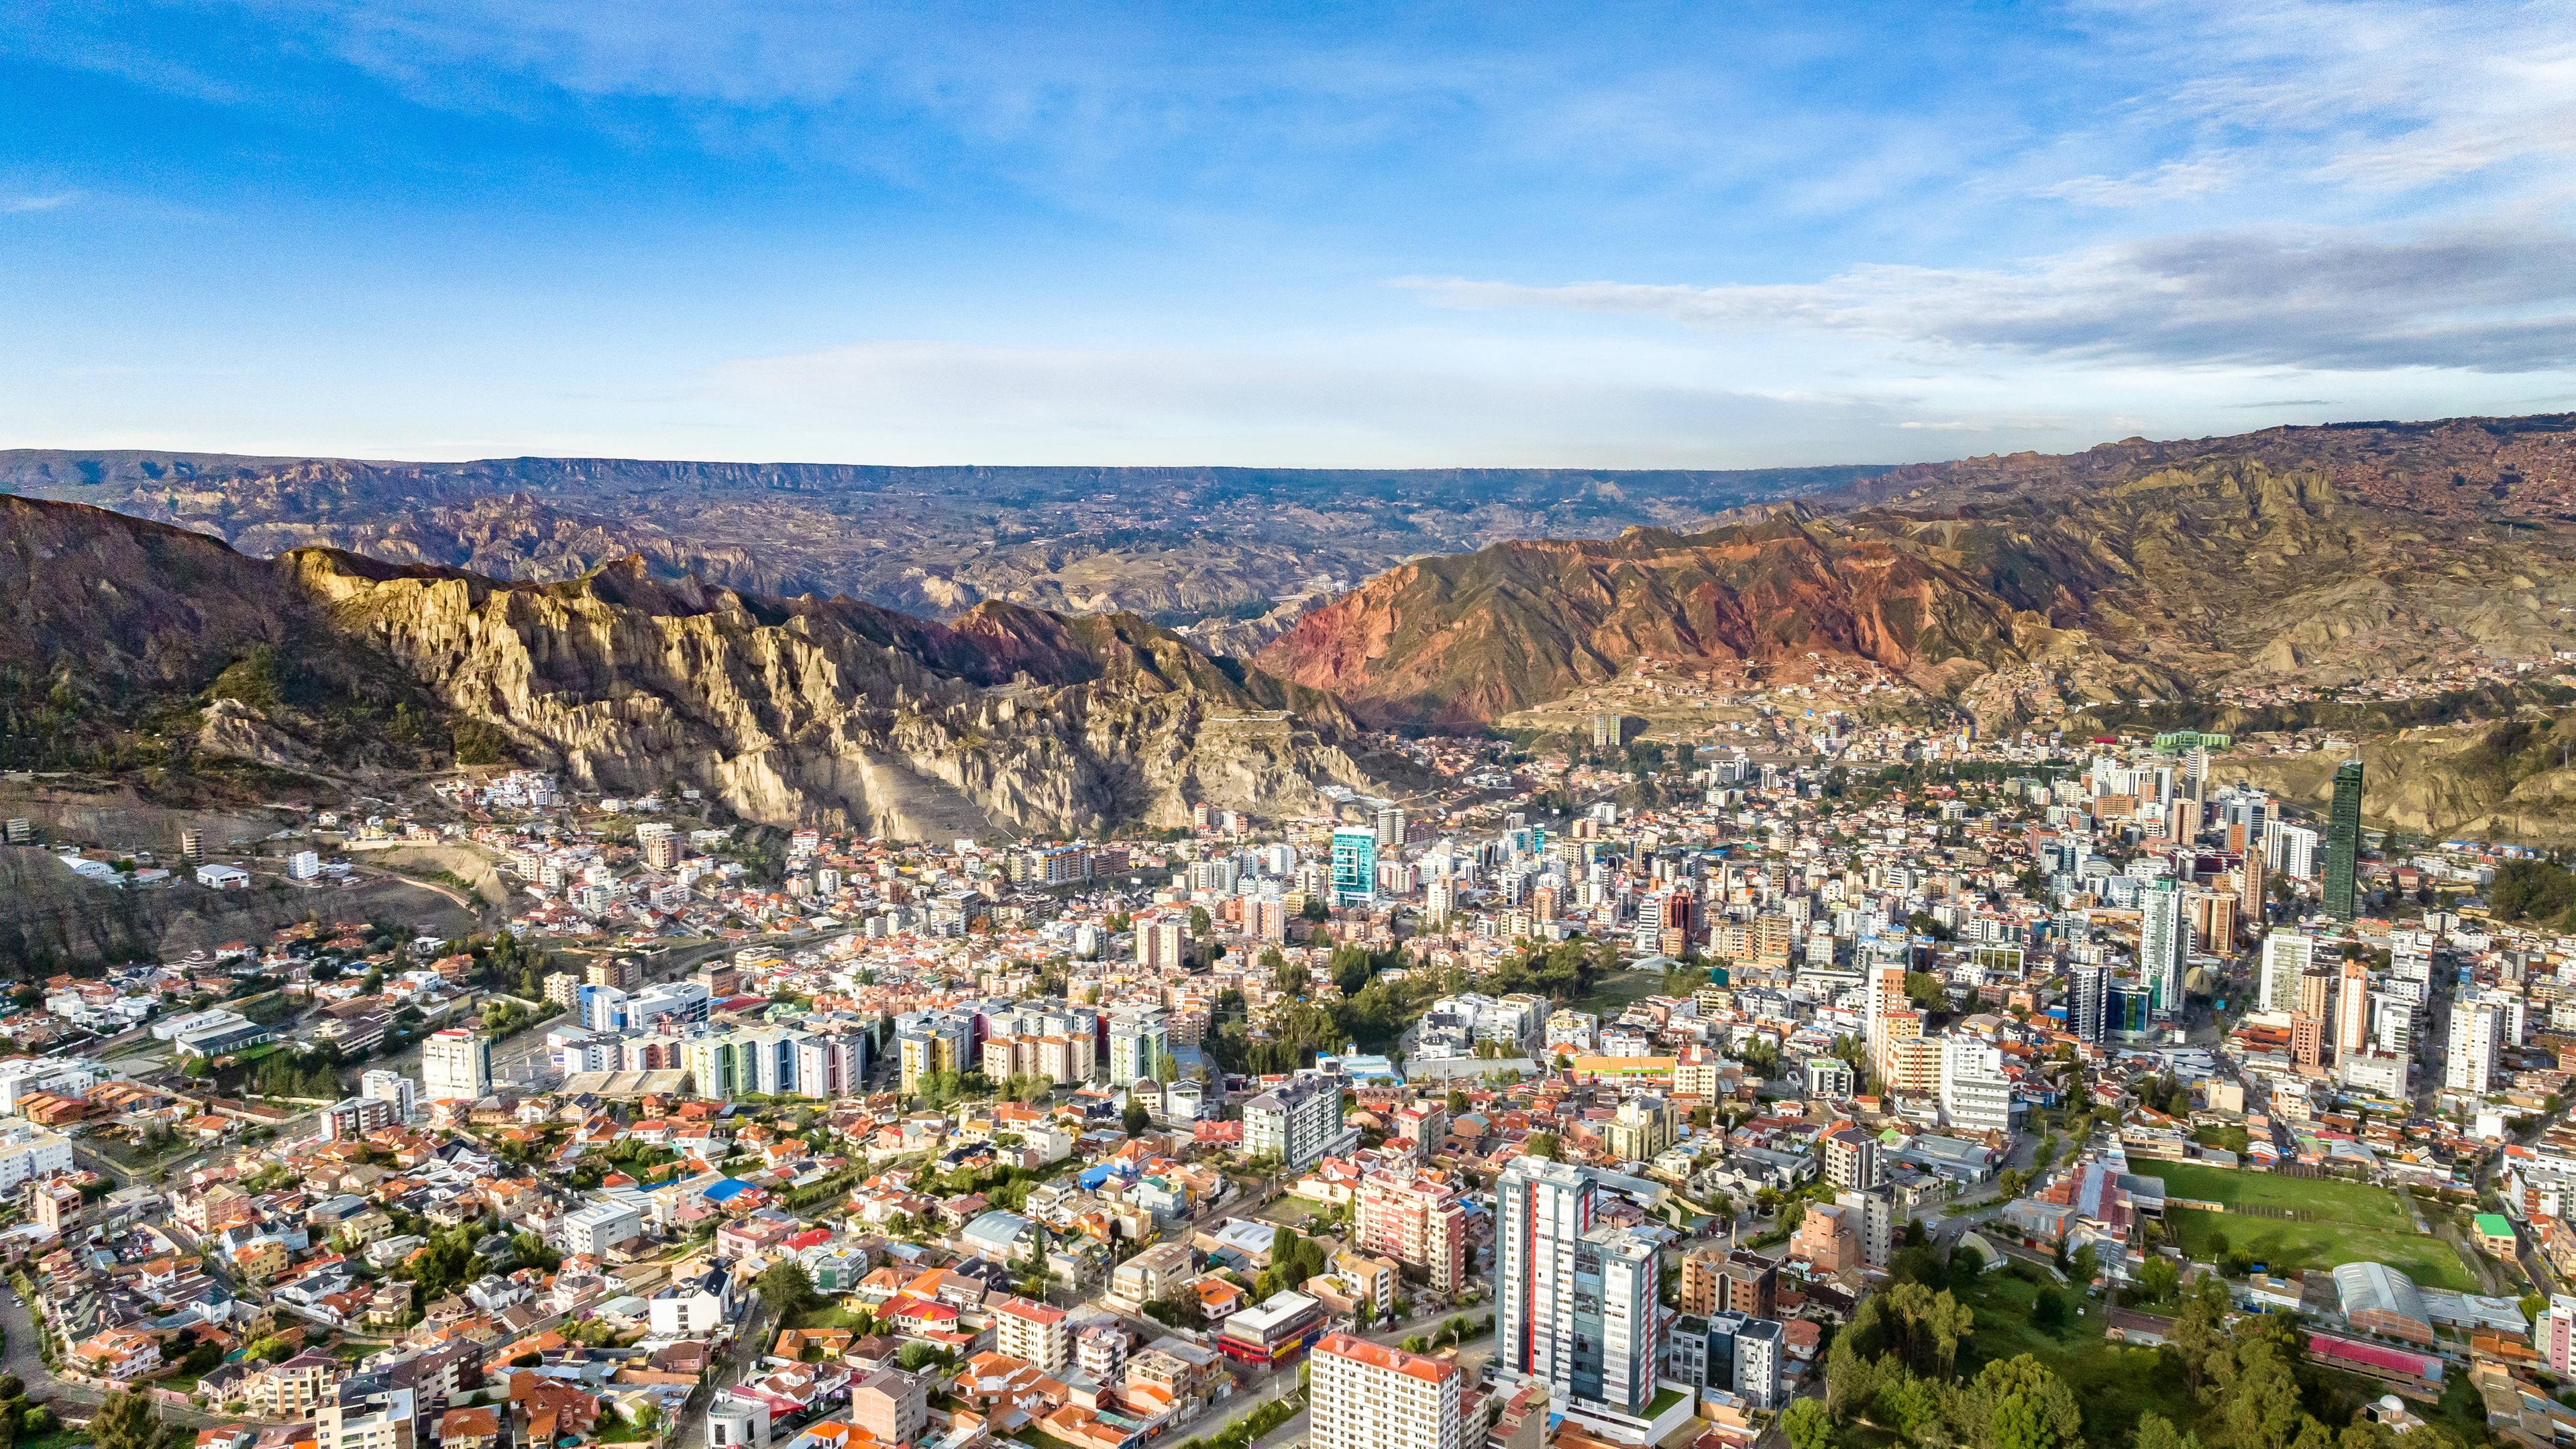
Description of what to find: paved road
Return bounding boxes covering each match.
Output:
[0,1280,231,1427]
[674,1297,777,1449]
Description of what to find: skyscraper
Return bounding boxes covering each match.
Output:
[2139,880,2189,1014]
[2334,957,2370,1063]
[2068,963,2107,1044]
[2322,758,2365,922]
[1494,1158,1660,1418]
[1330,826,1379,907]
[2239,838,2267,926]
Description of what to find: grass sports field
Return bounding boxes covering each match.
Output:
[2130,1161,2474,1291]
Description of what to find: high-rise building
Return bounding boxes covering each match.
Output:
[1603,1095,1675,1163]
[1136,914,1187,972]
[1108,1008,1170,1087]
[1244,1071,1345,1171]
[897,1009,975,1096]
[2536,1295,2576,1377]
[2447,1001,2500,1096]
[1677,1246,1778,1320]
[360,1069,418,1118]
[420,1029,491,1104]
[2068,963,2107,1044]
[2271,822,2320,881]
[1312,1333,1461,1449]
[1423,877,1456,930]
[2239,839,2267,924]
[2322,759,2365,922]
[1821,1124,1879,1191]
[2334,957,2371,1063]
[1668,1311,1784,1410]
[1939,1036,2012,1135]
[1495,1158,1662,1417]
[1330,826,1379,907]
[2139,880,2189,1015]
[2259,931,2315,1014]
[1354,1165,1469,1296]
[2290,1014,2325,1068]
[1375,806,1407,848]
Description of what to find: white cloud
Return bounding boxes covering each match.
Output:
[0,191,79,213]
[1405,225,2576,373]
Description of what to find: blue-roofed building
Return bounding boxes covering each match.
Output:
[702,1177,753,1205]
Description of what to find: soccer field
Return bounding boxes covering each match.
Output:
[2132,1161,2410,1231]
[2160,1207,2477,1291]
[2131,1162,2473,1291]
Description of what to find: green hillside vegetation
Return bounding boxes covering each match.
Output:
[1822,1240,2475,1449]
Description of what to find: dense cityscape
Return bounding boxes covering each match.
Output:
[5,706,2576,1449]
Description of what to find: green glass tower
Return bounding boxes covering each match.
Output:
[2322,758,2364,921]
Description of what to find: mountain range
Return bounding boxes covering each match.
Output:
[0,496,1384,837]
[1262,417,2576,729]
[0,451,1874,630]
[7,413,2576,841]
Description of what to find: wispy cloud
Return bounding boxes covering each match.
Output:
[2078,0,2576,198]
[1,191,80,213]
[2034,158,2237,208]
[1407,225,2576,374]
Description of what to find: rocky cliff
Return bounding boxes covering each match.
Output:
[1260,459,2576,728]
[0,496,1382,836]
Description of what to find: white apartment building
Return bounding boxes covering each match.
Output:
[0,1121,75,1191]
[2448,1002,2500,1097]
[421,1028,492,1104]
[1311,1332,1461,1449]
[558,1199,644,1257]
[1939,1036,2013,1135]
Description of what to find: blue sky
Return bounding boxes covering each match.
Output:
[3,1,2573,466]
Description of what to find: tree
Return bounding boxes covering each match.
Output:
[1524,1132,1558,1161]
[2135,1256,2181,1304]
[1144,1291,1208,1330]
[1123,1095,1152,1137]
[1823,1331,1880,1421]
[2068,1242,2099,1289]
[2137,1413,2198,1449]
[2169,1275,2231,1392]
[1952,1356,2082,1449]
[2031,1287,2066,1330]
[1992,1393,2063,1449]
[1782,1397,1837,1449]
[91,1390,178,1449]
[757,1259,815,1316]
